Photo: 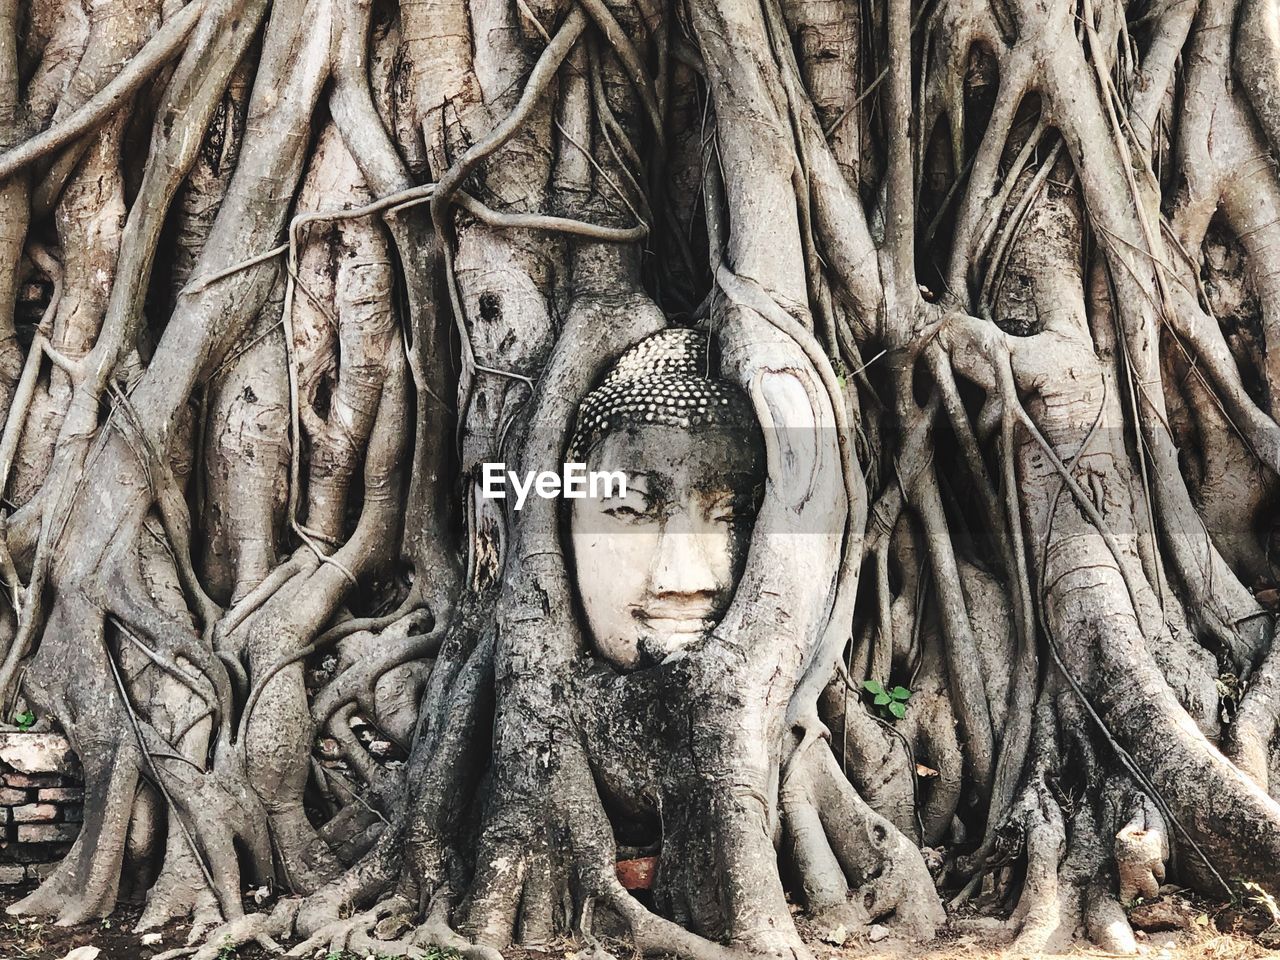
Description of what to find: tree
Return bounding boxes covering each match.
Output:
[1,0,1279,954]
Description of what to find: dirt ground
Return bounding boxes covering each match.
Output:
[0,882,1276,960]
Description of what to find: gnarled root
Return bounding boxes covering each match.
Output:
[797,738,945,938]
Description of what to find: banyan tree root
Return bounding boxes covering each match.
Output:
[8,0,1280,954]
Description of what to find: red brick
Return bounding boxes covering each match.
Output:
[0,840,70,862]
[11,803,57,823]
[616,856,657,890]
[0,787,30,804]
[16,823,78,843]
[0,865,23,885]
[4,772,63,788]
[36,788,82,803]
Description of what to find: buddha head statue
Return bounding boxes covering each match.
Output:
[566,327,766,670]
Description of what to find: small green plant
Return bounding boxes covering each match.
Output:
[13,709,34,731]
[216,935,239,960]
[863,680,912,720]
[834,360,848,390]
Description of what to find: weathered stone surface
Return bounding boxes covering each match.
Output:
[16,823,78,843]
[0,864,24,885]
[36,787,82,803]
[1128,896,1199,932]
[0,733,80,776]
[12,803,57,823]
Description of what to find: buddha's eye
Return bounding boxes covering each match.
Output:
[602,488,654,522]
[708,491,754,525]
[604,503,650,522]
[710,507,740,525]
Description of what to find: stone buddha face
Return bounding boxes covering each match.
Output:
[567,329,765,670]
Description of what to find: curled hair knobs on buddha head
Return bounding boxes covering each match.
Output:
[566,327,760,463]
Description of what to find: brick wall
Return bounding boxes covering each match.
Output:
[0,733,83,885]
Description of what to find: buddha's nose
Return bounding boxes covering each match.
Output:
[649,512,721,599]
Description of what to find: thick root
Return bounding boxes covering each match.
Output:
[154,900,297,960]
[135,831,223,942]
[803,739,945,937]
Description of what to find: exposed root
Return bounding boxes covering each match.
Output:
[1115,798,1169,904]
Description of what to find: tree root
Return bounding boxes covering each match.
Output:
[13,0,1280,955]
[800,739,945,937]
[135,830,224,943]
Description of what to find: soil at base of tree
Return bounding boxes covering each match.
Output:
[0,883,1273,960]
[0,885,267,960]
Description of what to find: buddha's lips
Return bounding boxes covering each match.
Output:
[632,606,720,635]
